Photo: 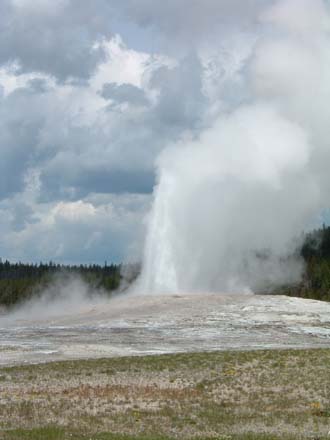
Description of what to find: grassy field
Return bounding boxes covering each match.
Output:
[0,350,330,439]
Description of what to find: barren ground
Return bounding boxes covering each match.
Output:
[1,294,330,439]
[1,294,330,366]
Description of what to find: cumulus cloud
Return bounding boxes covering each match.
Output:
[0,34,210,263]
[0,191,150,264]
[0,38,211,202]
[1,0,329,273]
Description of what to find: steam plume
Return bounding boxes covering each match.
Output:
[138,0,330,294]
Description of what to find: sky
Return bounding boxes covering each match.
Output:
[0,0,259,264]
[0,0,328,267]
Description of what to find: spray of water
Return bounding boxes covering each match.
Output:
[137,0,330,294]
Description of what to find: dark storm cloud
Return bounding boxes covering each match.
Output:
[0,78,152,203]
[118,0,268,44]
[0,0,268,82]
[0,0,114,80]
[78,169,154,195]
[0,53,208,204]
[0,91,44,199]
[101,83,148,106]
[10,201,37,231]
[40,168,155,201]
[0,79,59,201]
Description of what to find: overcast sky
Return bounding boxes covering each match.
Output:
[2,0,327,265]
[0,0,261,264]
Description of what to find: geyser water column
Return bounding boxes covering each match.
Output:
[141,170,179,293]
[139,105,313,294]
[137,0,330,295]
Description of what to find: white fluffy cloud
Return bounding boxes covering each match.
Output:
[1,0,329,270]
[0,191,150,263]
[0,23,209,262]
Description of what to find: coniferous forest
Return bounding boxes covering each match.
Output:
[0,261,140,309]
[279,225,330,302]
[1,226,330,309]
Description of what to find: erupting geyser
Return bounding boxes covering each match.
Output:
[138,0,330,294]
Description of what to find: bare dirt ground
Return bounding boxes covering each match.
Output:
[1,293,330,366]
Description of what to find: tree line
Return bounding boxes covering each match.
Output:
[0,260,139,309]
[1,225,330,309]
[276,225,330,302]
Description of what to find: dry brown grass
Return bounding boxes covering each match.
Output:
[0,349,330,439]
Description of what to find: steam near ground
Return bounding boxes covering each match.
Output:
[137,0,330,294]
[1,275,108,323]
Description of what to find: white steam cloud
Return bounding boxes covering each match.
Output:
[1,274,108,323]
[137,0,330,294]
